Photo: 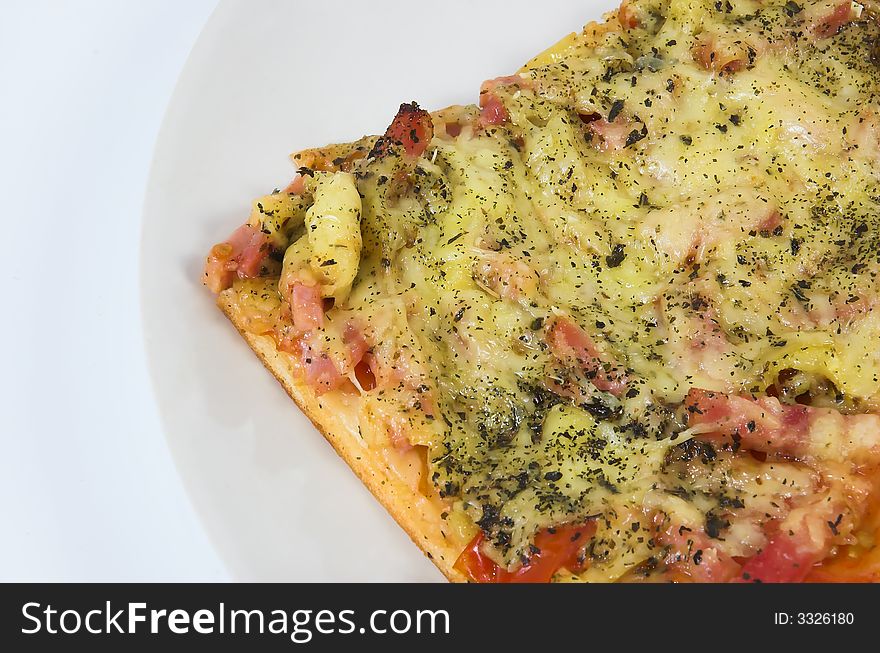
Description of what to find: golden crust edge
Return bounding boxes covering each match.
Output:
[217,290,467,583]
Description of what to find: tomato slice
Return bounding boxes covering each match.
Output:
[734,534,819,583]
[454,533,501,583]
[454,522,597,583]
[375,102,434,158]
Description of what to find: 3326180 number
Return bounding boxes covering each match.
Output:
[797,613,854,625]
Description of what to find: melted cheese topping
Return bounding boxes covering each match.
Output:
[223,0,880,579]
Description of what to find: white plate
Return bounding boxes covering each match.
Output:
[141,0,619,581]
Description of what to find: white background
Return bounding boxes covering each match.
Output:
[0,0,226,581]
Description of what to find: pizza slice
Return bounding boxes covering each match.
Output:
[204,0,880,582]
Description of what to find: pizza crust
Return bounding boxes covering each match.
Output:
[218,289,468,582]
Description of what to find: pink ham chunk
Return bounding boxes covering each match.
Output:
[548,318,628,396]
[204,224,271,293]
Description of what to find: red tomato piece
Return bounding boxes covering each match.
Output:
[735,533,821,583]
[454,522,597,583]
[373,102,434,158]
